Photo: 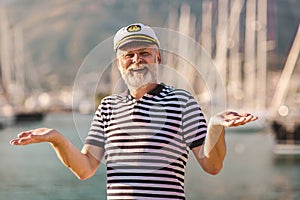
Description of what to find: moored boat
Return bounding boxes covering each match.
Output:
[271,116,300,156]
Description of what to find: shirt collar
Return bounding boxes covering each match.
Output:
[121,83,165,98]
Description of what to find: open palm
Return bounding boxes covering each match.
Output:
[211,111,258,127]
[10,128,58,146]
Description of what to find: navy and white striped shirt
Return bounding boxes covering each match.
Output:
[85,84,207,200]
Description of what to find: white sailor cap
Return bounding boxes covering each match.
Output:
[113,23,160,52]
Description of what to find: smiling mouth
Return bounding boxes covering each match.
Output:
[130,67,148,73]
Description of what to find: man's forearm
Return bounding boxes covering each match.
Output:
[204,123,226,159]
[10,128,100,180]
[194,123,226,175]
[50,131,97,180]
[193,111,257,175]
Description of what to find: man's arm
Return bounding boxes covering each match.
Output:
[192,125,226,175]
[10,128,104,180]
[192,112,257,175]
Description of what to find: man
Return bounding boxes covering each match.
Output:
[10,23,257,199]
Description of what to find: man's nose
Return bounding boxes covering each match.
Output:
[132,53,141,63]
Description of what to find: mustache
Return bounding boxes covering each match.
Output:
[127,63,148,71]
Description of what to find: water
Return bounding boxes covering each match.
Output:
[1,113,299,200]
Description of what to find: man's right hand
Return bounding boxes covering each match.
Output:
[9,127,101,180]
[10,128,61,146]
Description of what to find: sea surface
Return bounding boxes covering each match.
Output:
[1,113,299,200]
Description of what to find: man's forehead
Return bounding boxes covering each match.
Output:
[118,43,158,52]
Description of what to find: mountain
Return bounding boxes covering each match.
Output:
[3,0,176,86]
[2,0,300,88]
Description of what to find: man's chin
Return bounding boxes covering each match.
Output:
[125,76,150,88]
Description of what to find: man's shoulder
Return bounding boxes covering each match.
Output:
[158,84,197,105]
[163,84,193,98]
[99,93,127,104]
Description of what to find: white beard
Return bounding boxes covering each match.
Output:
[119,62,158,92]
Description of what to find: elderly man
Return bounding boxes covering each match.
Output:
[10,23,257,200]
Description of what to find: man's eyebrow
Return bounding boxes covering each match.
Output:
[125,48,153,53]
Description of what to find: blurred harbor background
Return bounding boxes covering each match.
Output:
[1,113,299,200]
[0,0,300,199]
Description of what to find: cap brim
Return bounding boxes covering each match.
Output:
[118,40,158,50]
[114,34,159,51]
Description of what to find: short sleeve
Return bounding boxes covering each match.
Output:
[85,104,105,148]
[182,96,207,149]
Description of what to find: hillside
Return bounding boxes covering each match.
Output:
[2,0,300,89]
[3,0,180,87]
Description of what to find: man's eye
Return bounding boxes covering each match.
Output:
[140,52,149,56]
[125,53,134,58]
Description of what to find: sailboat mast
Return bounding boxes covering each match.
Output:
[256,0,268,110]
[200,0,213,56]
[269,25,300,118]
[215,0,229,84]
[228,0,243,109]
[244,0,257,110]
[0,7,13,102]
[13,25,26,106]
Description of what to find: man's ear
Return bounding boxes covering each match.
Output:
[157,52,162,64]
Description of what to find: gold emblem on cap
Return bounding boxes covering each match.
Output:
[127,24,141,32]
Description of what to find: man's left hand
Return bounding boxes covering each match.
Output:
[211,111,258,127]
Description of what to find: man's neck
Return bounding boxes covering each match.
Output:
[130,83,158,100]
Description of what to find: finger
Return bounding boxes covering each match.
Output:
[251,115,258,121]
[217,111,237,118]
[223,119,239,127]
[240,113,250,117]
[224,111,237,115]
[245,114,258,122]
[224,117,239,123]
[232,116,247,124]
[223,117,241,125]
[17,131,33,138]
[232,113,256,122]
[10,139,19,145]
[10,137,33,145]
[231,115,258,126]
[225,117,248,127]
